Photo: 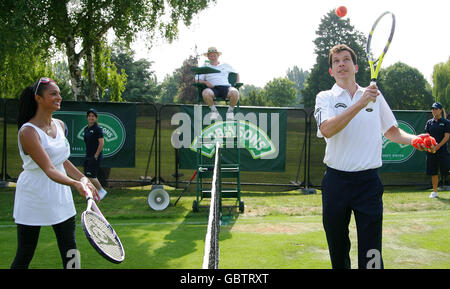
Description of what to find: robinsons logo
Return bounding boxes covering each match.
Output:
[191,120,276,159]
[53,111,126,158]
[382,120,416,163]
[171,106,280,160]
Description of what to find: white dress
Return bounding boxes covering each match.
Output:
[13,119,76,226]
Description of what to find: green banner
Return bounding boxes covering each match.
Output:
[53,101,136,167]
[176,106,287,172]
[380,111,429,172]
[191,120,277,159]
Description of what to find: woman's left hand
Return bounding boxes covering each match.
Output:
[80,177,101,202]
[86,182,101,202]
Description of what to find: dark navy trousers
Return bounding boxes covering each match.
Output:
[322,166,384,269]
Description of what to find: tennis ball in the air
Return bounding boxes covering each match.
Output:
[336,6,347,17]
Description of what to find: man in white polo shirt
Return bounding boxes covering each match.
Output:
[197,47,240,119]
[314,44,434,269]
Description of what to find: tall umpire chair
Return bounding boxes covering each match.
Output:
[193,72,243,106]
[191,71,244,213]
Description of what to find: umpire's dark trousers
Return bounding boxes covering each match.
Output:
[322,166,384,269]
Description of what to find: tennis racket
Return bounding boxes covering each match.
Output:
[81,178,125,264]
[365,11,396,112]
[173,170,197,206]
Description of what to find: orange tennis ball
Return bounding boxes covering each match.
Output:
[411,137,424,149]
[336,6,347,17]
[424,136,437,148]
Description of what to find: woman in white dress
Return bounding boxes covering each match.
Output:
[11,77,100,269]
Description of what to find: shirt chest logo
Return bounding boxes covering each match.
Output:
[334,103,347,109]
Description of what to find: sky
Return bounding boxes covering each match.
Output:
[132,0,449,88]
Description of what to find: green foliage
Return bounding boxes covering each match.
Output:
[110,45,159,103]
[125,59,160,103]
[263,78,297,107]
[1,0,215,101]
[0,0,53,97]
[240,88,265,106]
[239,78,297,107]
[378,62,433,110]
[52,60,74,100]
[239,85,262,106]
[0,47,50,99]
[107,68,128,102]
[174,55,198,104]
[286,66,309,106]
[301,10,370,108]
[432,57,450,108]
[158,74,180,104]
[94,40,128,102]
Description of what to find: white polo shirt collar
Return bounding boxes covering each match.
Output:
[331,83,365,98]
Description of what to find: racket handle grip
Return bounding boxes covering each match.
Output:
[365,80,377,111]
[80,177,93,199]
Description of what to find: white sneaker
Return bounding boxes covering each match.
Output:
[210,111,219,120]
[429,191,438,198]
[226,111,234,120]
[99,188,108,200]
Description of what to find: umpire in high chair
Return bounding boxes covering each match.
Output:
[314,44,433,269]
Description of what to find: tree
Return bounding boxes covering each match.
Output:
[240,88,266,106]
[301,10,370,108]
[432,57,450,108]
[2,0,215,100]
[111,45,159,102]
[378,62,433,110]
[286,66,309,106]
[88,39,127,102]
[0,45,50,99]
[174,55,199,104]
[263,78,297,107]
[0,1,49,98]
[52,60,74,100]
[158,74,179,104]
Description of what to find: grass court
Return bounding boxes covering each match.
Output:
[0,186,448,269]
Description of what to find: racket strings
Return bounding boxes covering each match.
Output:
[366,12,396,83]
[83,211,124,261]
[367,12,395,62]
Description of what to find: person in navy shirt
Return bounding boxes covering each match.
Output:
[84,108,108,199]
[425,102,450,198]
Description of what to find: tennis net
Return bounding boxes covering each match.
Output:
[202,141,221,269]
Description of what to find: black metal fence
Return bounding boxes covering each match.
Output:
[0,99,433,190]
